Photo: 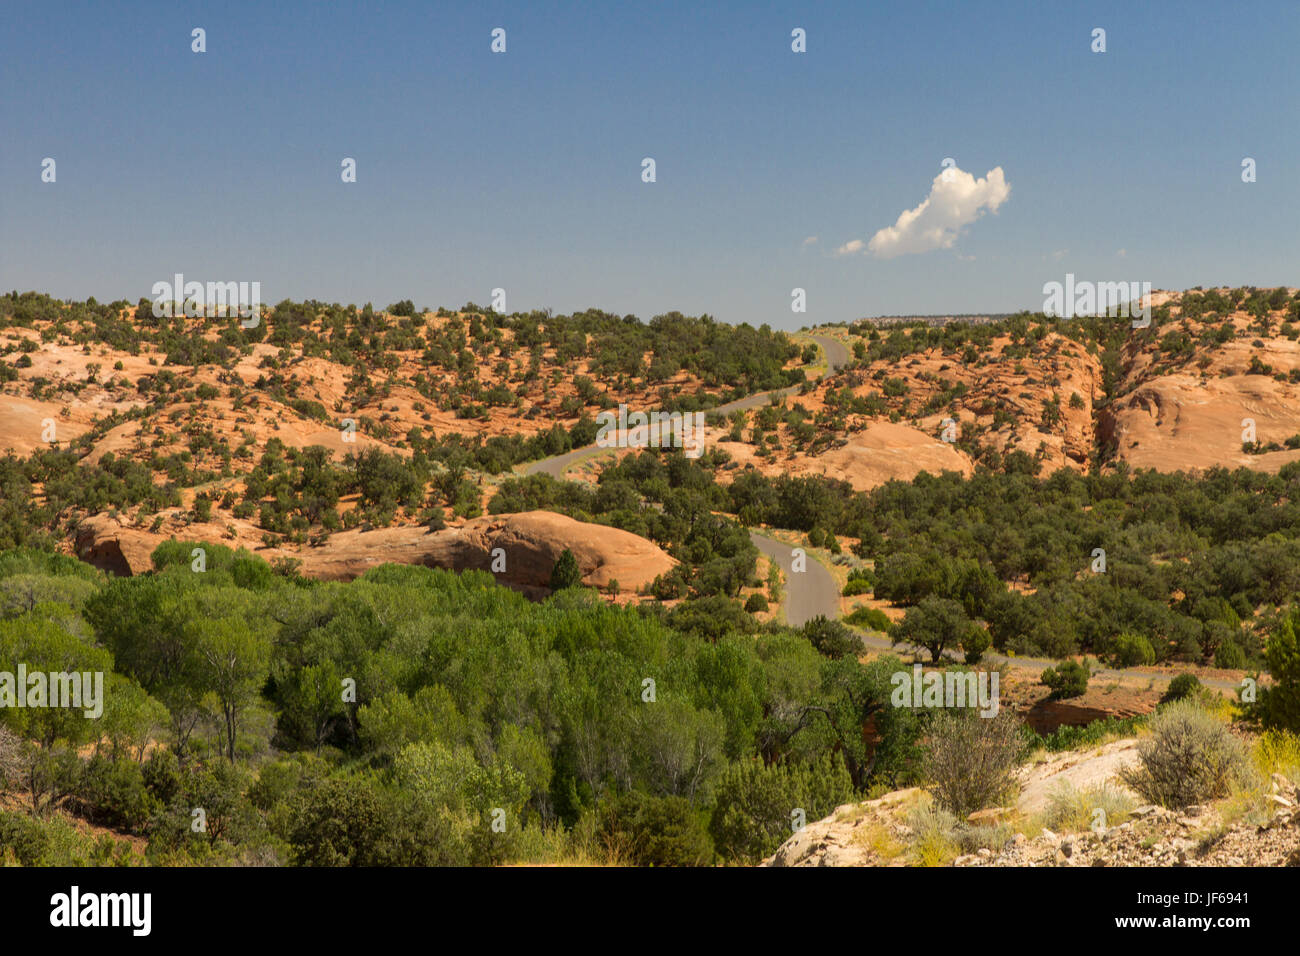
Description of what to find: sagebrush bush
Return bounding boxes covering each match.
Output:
[952,821,1013,854]
[905,800,958,867]
[923,709,1023,817]
[1120,701,1248,808]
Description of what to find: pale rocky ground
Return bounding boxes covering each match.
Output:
[717,420,974,492]
[1015,740,1140,815]
[764,740,1300,868]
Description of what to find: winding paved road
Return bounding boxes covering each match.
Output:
[524,333,851,628]
[520,333,1229,691]
[747,529,841,627]
[746,545,1239,691]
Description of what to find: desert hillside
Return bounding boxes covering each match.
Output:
[0,294,805,578]
[767,286,1300,483]
[4,287,1299,573]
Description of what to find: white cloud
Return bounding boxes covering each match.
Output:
[802,235,819,246]
[842,165,1010,259]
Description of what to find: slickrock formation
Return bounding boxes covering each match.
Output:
[812,422,975,490]
[1109,373,1300,473]
[75,510,674,595]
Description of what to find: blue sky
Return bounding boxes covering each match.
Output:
[2,0,1297,329]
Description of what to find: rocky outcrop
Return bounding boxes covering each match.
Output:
[765,788,923,868]
[810,422,975,491]
[764,743,1300,868]
[74,510,675,595]
[76,514,158,576]
[1014,740,1140,815]
[297,511,674,592]
[1022,698,1152,736]
[1110,373,1300,473]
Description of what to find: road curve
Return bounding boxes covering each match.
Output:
[808,333,850,375]
[748,529,840,627]
[525,333,849,479]
[517,334,1225,692]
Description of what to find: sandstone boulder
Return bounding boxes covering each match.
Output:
[74,510,675,595]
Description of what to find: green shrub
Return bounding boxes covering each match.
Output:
[666,594,754,640]
[73,755,157,832]
[709,755,853,863]
[142,750,183,805]
[1161,673,1202,705]
[845,605,892,632]
[284,775,390,866]
[743,593,768,613]
[801,615,859,659]
[962,626,991,664]
[1034,714,1147,753]
[0,810,50,866]
[1119,701,1248,808]
[1110,632,1155,668]
[1041,660,1089,699]
[595,791,713,866]
[1245,610,1300,734]
[1215,640,1247,669]
[548,549,582,591]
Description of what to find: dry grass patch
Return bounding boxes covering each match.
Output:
[1042,781,1136,833]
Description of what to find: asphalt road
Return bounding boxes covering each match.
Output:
[747,529,841,627]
